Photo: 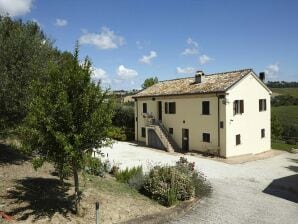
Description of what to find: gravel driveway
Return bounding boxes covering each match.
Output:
[99,141,298,224]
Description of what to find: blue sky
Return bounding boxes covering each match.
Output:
[1,0,298,90]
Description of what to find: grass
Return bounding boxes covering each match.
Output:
[271,105,298,127]
[271,87,298,97]
[272,140,297,153]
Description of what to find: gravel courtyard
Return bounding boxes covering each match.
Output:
[100,141,298,224]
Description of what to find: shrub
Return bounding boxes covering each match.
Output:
[84,155,106,177]
[143,157,211,206]
[115,166,143,187]
[128,170,145,191]
[107,126,127,141]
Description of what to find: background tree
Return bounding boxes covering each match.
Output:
[20,45,114,214]
[0,16,56,136]
[271,114,283,140]
[142,77,158,89]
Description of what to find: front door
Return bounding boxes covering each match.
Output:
[158,101,162,121]
[182,129,189,151]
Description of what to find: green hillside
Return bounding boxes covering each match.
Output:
[271,88,298,97]
[271,105,298,128]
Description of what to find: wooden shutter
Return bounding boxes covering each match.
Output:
[259,99,262,111]
[240,100,244,114]
[172,102,176,114]
[233,101,236,115]
[264,99,267,111]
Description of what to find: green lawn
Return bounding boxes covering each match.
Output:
[271,105,298,127]
[272,140,297,153]
[271,87,298,97]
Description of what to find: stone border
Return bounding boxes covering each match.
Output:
[119,198,199,224]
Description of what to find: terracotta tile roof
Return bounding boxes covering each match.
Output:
[133,69,253,98]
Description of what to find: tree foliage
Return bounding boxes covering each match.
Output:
[142,77,158,89]
[271,114,283,140]
[0,16,56,134]
[20,45,115,213]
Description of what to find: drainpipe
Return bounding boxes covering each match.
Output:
[135,98,138,141]
[217,94,220,152]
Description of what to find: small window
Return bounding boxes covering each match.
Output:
[141,127,146,138]
[169,128,173,135]
[261,129,265,138]
[203,133,210,143]
[165,102,176,114]
[233,100,244,115]
[143,103,147,113]
[236,134,241,145]
[202,101,210,115]
[259,99,267,111]
[220,121,224,128]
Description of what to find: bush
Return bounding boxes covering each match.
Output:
[143,157,211,206]
[115,166,143,189]
[84,155,109,177]
[107,126,127,141]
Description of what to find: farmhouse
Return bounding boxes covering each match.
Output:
[132,69,272,158]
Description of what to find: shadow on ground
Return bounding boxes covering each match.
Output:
[0,143,28,165]
[263,174,298,203]
[4,177,74,221]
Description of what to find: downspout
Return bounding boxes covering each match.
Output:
[217,95,220,153]
[135,98,138,141]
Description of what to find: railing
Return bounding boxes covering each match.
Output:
[147,117,180,152]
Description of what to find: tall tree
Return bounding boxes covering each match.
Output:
[20,45,114,214]
[0,16,55,135]
[142,77,158,89]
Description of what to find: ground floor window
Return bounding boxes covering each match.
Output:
[169,128,173,135]
[261,129,265,138]
[236,134,241,145]
[141,127,146,138]
[203,133,210,143]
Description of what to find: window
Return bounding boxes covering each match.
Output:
[236,134,241,145]
[143,103,147,113]
[141,127,146,138]
[220,121,224,128]
[233,100,244,115]
[169,128,173,135]
[203,133,210,143]
[261,129,265,138]
[259,99,267,111]
[202,101,210,115]
[165,102,176,114]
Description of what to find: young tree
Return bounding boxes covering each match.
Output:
[20,45,114,214]
[141,77,158,89]
[0,16,55,135]
[271,114,283,140]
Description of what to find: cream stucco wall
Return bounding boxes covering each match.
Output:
[135,94,223,154]
[134,72,271,158]
[225,73,271,157]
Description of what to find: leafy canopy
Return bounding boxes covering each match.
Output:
[142,77,158,89]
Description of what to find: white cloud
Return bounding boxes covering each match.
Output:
[117,65,138,80]
[139,51,157,64]
[182,37,199,55]
[92,67,111,84]
[176,67,196,74]
[55,18,68,27]
[199,54,212,65]
[0,0,33,17]
[187,38,198,47]
[79,27,125,50]
[264,63,279,79]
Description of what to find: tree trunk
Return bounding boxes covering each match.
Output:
[72,159,80,215]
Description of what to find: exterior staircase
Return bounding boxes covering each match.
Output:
[146,116,181,152]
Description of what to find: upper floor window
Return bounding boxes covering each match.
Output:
[259,99,266,111]
[165,102,176,114]
[143,103,147,113]
[233,100,244,115]
[202,101,210,115]
[203,133,210,143]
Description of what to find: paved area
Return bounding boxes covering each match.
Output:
[99,141,298,224]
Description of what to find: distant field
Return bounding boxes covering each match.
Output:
[271,87,298,97]
[271,105,298,128]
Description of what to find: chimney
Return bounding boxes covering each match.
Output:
[259,72,265,82]
[195,71,205,83]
